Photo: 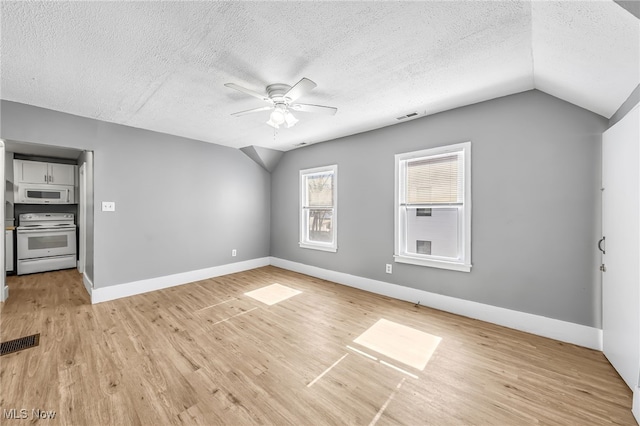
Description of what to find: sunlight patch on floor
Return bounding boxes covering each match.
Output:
[353,318,441,371]
[195,298,258,325]
[244,283,302,306]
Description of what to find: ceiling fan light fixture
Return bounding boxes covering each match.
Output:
[270,106,286,126]
[285,111,298,128]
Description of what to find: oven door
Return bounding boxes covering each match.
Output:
[17,227,77,260]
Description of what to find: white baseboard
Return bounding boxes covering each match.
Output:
[91,257,270,304]
[633,387,640,425]
[82,272,93,298]
[270,257,603,350]
[1,285,8,302]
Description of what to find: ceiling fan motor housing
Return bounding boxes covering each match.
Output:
[267,83,293,103]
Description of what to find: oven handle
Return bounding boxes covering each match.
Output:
[18,228,75,234]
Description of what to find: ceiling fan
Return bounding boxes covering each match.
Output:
[225,77,337,129]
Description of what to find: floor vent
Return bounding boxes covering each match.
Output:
[1,333,40,356]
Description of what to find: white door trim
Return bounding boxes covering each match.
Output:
[0,140,6,302]
[602,103,640,408]
[78,163,86,275]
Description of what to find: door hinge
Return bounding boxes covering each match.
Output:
[600,264,607,272]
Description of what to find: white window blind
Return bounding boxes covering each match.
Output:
[306,173,333,207]
[406,153,462,205]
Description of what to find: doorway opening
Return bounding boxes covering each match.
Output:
[1,139,94,304]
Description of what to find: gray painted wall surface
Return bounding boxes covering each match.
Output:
[609,84,640,128]
[271,90,607,327]
[1,101,271,289]
[614,0,640,19]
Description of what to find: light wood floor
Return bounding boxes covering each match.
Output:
[0,266,635,425]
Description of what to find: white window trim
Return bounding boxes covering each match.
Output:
[299,165,338,252]
[394,142,471,272]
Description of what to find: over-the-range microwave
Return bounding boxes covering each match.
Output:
[15,183,75,204]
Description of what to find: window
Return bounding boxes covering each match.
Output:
[395,142,471,272]
[300,165,337,252]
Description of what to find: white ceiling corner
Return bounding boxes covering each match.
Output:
[1,1,638,152]
[531,1,640,118]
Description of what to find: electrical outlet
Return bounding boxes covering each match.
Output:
[102,201,115,212]
[385,264,392,274]
[232,249,237,257]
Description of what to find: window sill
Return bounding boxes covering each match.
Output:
[394,255,471,272]
[299,242,338,253]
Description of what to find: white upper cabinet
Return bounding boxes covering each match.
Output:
[17,160,48,184]
[15,160,76,186]
[48,162,76,185]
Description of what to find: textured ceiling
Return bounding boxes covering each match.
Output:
[1,1,638,152]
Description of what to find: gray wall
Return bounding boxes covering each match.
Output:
[1,100,271,288]
[271,90,608,328]
[609,84,640,128]
[614,0,640,19]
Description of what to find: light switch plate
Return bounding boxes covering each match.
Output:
[102,201,116,212]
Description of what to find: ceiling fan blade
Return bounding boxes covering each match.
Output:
[290,103,337,116]
[284,78,317,102]
[231,105,273,117]
[225,83,270,102]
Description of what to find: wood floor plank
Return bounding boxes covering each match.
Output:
[0,267,635,425]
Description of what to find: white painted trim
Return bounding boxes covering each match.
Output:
[269,257,602,350]
[0,140,5,302]
[91,257,270,304]
[394,254,471,272]
[82,272,93,298]
[78,163,87,275]
[632,387,639,424]
[299,242,338,253]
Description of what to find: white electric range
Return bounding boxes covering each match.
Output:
[16,213,77,275]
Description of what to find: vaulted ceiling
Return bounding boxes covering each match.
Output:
[1,1,638,151]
